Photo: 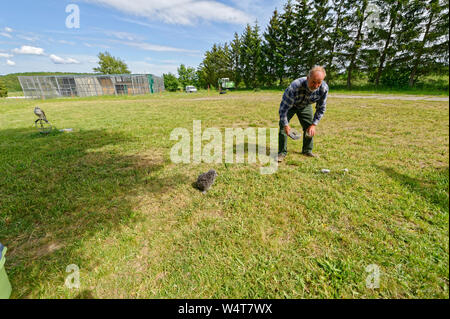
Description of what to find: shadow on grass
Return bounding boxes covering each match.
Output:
[377,165,449,213]
[0,127,188,298]
[233,142,276,156]
[74,289,97,299]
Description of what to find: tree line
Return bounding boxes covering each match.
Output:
[0,77,7,97]
[166,0,448,90]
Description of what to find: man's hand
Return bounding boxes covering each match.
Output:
[306,124,316,137]
[284,125,291,135]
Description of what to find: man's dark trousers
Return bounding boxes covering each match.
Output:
[278,104,314,155]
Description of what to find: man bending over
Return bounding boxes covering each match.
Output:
[278,65,329,162]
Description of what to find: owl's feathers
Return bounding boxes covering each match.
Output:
[34,107,49,123]
[195,169,217,193]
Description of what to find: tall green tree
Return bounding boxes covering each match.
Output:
[304,0,333,70]
[262,9,285,86]
[177,64,197,88]
[281,0,299,78]
[407,0,449,86]
[230,32,243,87]
[163,73,180,91]
[240,23,263,88]
[0,78,7,97]
[372,0,405,86]
[197,43,233,89]
[324,0,353,84]
[343,0,370,88]
[379,0,429,87]
[93,51,131,74]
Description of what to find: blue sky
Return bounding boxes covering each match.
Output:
[0,0,284,76]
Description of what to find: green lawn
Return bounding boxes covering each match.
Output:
[5,91,24,97]
[0,91,448,298]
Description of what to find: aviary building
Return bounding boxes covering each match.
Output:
[18,74,164,99]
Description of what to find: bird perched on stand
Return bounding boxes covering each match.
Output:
[34,107,49,123]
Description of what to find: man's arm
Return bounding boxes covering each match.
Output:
[312,88,328,126]
[279,86,295,127]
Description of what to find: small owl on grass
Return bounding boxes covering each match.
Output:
[195,169,217,194]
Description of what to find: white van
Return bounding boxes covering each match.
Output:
[185,85,197,93]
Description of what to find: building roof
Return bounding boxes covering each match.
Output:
[18,74,161,79]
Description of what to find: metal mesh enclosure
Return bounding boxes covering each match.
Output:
[150,75,165,93]
[18,74,164,99]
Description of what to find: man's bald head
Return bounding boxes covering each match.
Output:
[307,66,326,91]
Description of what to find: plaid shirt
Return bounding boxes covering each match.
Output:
[279,77,329,126]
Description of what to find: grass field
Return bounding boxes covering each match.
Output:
[0,91,448,298]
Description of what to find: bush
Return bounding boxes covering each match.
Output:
[0,78,7,97]
[379,67,411,88]
[163,73,180,92]
[416,74,450,91]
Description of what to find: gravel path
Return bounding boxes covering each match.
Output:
[188,93,448,102]
[329,94,448,102]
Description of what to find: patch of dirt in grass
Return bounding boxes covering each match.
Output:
[81,152,112,165]
[304,241,326,258]
[34,242,64,258]
[194,209,225,220]
[10,239,64,263]
[277,232,293,248]
[132,150,165,169]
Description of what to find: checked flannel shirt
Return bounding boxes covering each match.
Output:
[279,77,329,127]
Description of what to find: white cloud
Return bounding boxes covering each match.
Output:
[0,32,12,38]
[83,0,252,25]
[12,45,45,55]
[117,40,198,53]
[4,27,13,33]
[115,17,154,28]
[0,54,97,74]
[0,53,13,58]
[230,0,280,25]
[17,35,39,42]
[6,59,16,66]
[58,40,76,45]
[105,30,143,41]
[83,42,111,49]
[49,54,80,64]
[161,59,179,64]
